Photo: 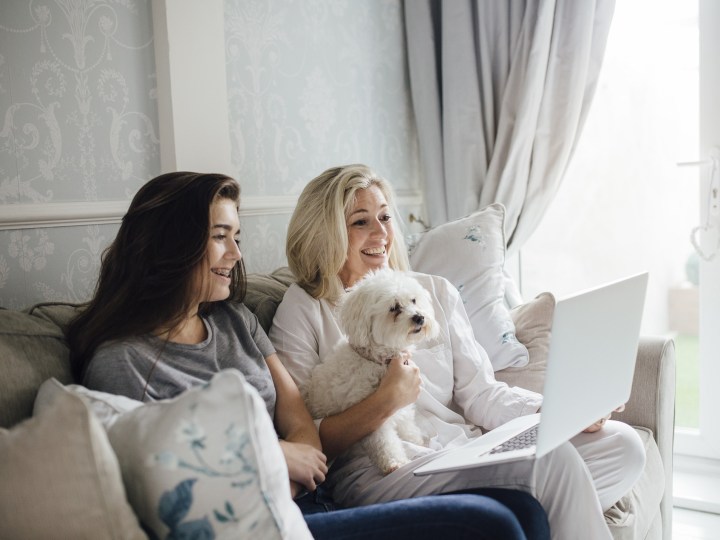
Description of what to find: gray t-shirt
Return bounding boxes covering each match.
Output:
[83,301,277,419]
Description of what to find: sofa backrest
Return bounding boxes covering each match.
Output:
[244,267,296,333]
[0,268,297,429]
[0,304,79,428]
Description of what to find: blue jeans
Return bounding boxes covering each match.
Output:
[298,487,550,540]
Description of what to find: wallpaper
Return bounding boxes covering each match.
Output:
[225,0,421,273]
[0,0,159,309]
[0,1,159,203]
[0,0,421,309]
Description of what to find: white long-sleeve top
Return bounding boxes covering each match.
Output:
[269,272,542,501]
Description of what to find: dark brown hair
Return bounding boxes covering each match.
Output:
[67,172,246,379]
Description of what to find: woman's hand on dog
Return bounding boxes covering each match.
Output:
[378,355,422,411]
[279,440,328,495]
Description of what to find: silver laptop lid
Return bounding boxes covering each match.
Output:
[535,272,648,458]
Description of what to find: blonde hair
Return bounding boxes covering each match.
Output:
[287,164,409,301]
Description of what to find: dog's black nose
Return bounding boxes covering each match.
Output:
[412,314,425,326]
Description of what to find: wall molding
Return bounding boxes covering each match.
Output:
[0,201,131,230]
[0,190,424,230]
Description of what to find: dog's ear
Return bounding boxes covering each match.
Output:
[338,280,374,346]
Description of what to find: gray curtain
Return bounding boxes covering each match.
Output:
[404,0,615,255]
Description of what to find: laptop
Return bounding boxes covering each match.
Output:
[414,271,648,476]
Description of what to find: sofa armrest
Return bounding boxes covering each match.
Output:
[614,336,675,458]
[612,335,675,537]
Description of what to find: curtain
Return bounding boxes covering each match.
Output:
[404,0,615,255]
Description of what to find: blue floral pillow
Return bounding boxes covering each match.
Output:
[105,369,312,540]
[408,203,529,371]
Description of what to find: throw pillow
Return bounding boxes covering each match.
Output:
[35,378,143,430]
[0,387,146,539]
[0,306,73,428]
[244,267,297,334]
[408,203,529,370]
[106,369,313,540]
[495,292,555,394]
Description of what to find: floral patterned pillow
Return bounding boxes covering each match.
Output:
[408,203,529,370]
[105,369,312,540]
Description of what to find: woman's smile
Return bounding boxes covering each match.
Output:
[339,185,395,288]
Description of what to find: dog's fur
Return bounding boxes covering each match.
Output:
[304,268,439,474]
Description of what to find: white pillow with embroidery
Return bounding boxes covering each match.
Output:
[408,203,529,370]
[34,379,143,429]
[104,369,312,540]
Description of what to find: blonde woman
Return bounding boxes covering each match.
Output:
[270,164,645,540]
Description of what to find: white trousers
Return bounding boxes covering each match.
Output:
[334,421,646,540]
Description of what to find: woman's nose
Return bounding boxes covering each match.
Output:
[371,219,387,236]
[228,241,242,260]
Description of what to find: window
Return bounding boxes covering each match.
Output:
[520,0,720,507]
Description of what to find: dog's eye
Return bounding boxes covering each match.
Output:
[411,298,416,304]
[389,302,401,313]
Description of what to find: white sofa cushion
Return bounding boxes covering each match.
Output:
[408,203,529,371]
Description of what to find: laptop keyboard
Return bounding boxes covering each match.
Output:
[489,424,538,455]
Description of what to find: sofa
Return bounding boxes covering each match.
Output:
[0,273,549,540]
[0,205,675,539]
[0,266,675,540]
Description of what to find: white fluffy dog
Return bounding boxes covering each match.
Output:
[304,268,439,474]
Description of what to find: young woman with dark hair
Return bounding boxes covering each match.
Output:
[68,172,245,381]
[67,171,326,498]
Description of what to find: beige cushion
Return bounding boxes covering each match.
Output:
[408,203,529,371]
[26,302,83,334]
[0,307,75,428]
[495,292,555,393]
[105,369,313,540]
[244,267,296,333]
[0,387,146,539]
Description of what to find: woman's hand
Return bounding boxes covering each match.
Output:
[317,353,422,461]
[279,440,328,495]
[583,404,625,433]
[377,354,422,411]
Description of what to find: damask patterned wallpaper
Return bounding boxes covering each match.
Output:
[0,0,421,309]
[225,0,422,273]
[0,1,159,309]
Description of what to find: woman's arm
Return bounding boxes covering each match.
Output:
[416,273,543,430]
[317,356,421,460]
[270,285,422,460]
[266,353,327,496]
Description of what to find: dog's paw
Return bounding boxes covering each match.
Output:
[379,457,410,475]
